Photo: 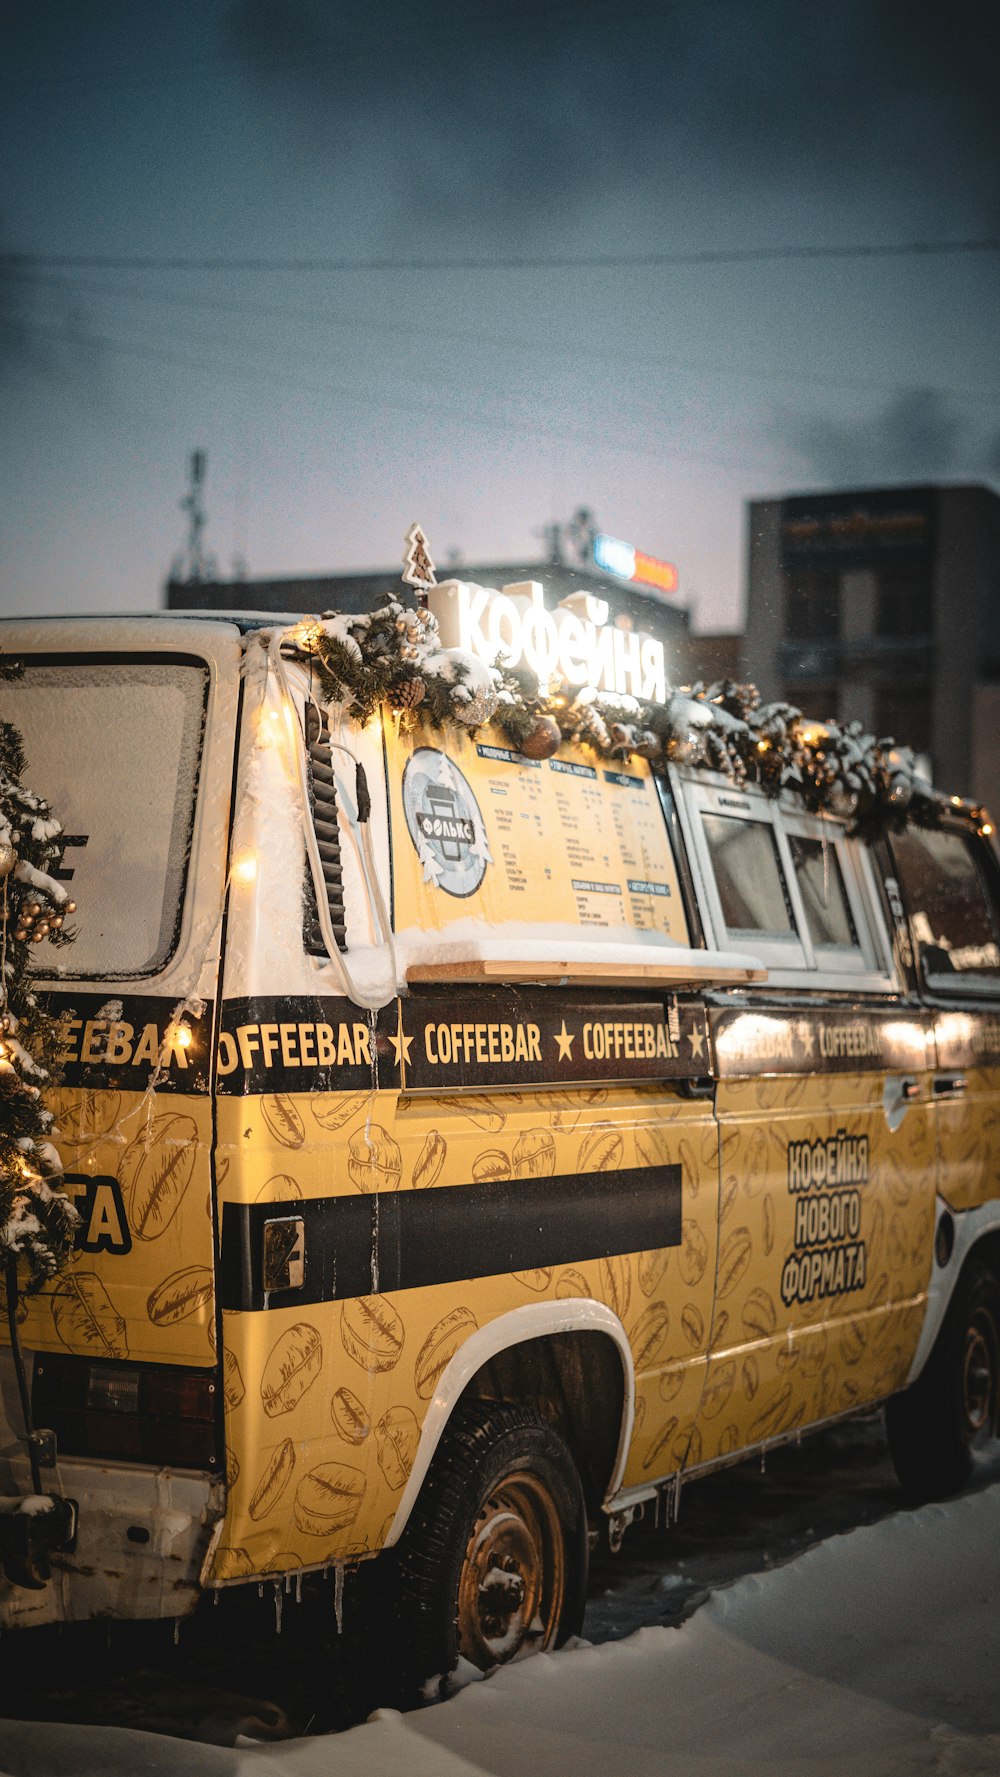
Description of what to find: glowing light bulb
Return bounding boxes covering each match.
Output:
[233,853,258,885]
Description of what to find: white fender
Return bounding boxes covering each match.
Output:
[383,1299,635,1547]
[907,1196,1000,1384]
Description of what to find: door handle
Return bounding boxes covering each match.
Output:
[933,1074,967,1100]
[679,1075,715,1100]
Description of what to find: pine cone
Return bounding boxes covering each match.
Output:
[395,676,426,708]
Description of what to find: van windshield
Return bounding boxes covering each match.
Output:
[3,657,208,978]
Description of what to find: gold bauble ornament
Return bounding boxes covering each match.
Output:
[0,839,15,879]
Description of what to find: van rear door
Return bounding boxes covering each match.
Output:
[0,619,240,1464]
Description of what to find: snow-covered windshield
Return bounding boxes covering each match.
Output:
[4,658,208,977]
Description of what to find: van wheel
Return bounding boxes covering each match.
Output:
[886,1263,1000,1502]
[383,1399,589,1700]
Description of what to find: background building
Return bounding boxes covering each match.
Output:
[743,484,1000,801]
[165,508,692,678]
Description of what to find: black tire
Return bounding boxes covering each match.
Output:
[366,1398,589,1704]
[886,1262,1000,1503]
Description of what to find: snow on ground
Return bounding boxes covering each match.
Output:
[2,1483,998,1777]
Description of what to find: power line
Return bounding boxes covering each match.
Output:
[12,316,785,475]
[19,267,1000,410]
[4,239,999,275]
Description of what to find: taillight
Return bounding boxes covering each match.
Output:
[32,1356,219,1469]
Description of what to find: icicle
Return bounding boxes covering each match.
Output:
[274,1582,283,1636]
[213,1588,220,1606]
[295,1571,302,1606]
[365,1007,380,1142]
[258,1582,264,1599]
[371,1188,380,1295]
[173,1618,180,1647]
[334,1562,345,1635]
[760,1450,767,1474]
[673,1470,683,1524]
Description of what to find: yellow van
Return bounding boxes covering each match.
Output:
[1,595,998,1699]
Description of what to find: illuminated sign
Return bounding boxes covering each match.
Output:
[429,579,667,703]
[593,533,678,596]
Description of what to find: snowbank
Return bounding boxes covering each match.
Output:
[2,1484,998,1776]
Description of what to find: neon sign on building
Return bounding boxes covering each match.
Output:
[593,533,678,595]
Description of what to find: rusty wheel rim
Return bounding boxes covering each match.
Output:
[456,1471,566,1670]
[963,1308,998,1442]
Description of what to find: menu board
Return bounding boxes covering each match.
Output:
[386,718,689,945]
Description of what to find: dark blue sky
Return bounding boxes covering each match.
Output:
[2,0,998,630]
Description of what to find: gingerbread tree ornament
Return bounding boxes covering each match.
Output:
[402,523,437,592]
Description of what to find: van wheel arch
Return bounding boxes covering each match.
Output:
[887,1252,1000,1502]
[463,1326,628,1516]
[383,1306,634,1551]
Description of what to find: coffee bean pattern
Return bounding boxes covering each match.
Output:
[556,1266,591,1299]
[311,1091,368,1133]
[147,1265,214,1328]
[254,1173,301,1203]
[578,1125,624,1173]
[203,1061,953,1577]
[331,1385,371,1445]
[341,1296,404,1374]
[261,1322,323,1416]
[717,1226,752,1299]
[260,1094,305,1150]
[937,1070,1000,1213]
[513,1128,556,1177]
[638,1246,670,1296]
[37,1089,220,1369]
[702,1070,939,1464]
[411,1130,447,1190]
[249,1438,296,1520]
[223,1349,245,1409]
[630,1302,671,1369]
[414,1306,477,1398]
[119,1112,199,1240]
[375,1406,420,1489]
[347,1125,402,1194]
[678,1219,708,1287]
[471,1148,511,1182]
[204,1083,731,1569]
[294,1462,365,1536]
[513,1267,553,1292]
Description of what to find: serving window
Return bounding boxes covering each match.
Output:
[678,776,891,985]
[701,813,797,940]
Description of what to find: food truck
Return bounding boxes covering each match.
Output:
[0,580,998,1698]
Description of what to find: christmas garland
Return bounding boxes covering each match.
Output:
[289,598,957,841]
[0,659,79,1288]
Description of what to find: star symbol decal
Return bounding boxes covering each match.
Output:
[388,1008,414,1069]
[687,1025,705,1060]
[554,1019,575,1061]
[799,1025,815,1059]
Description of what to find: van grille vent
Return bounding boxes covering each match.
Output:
[303,703,347,954]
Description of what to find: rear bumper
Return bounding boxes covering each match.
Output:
[0,1455,224,1629]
